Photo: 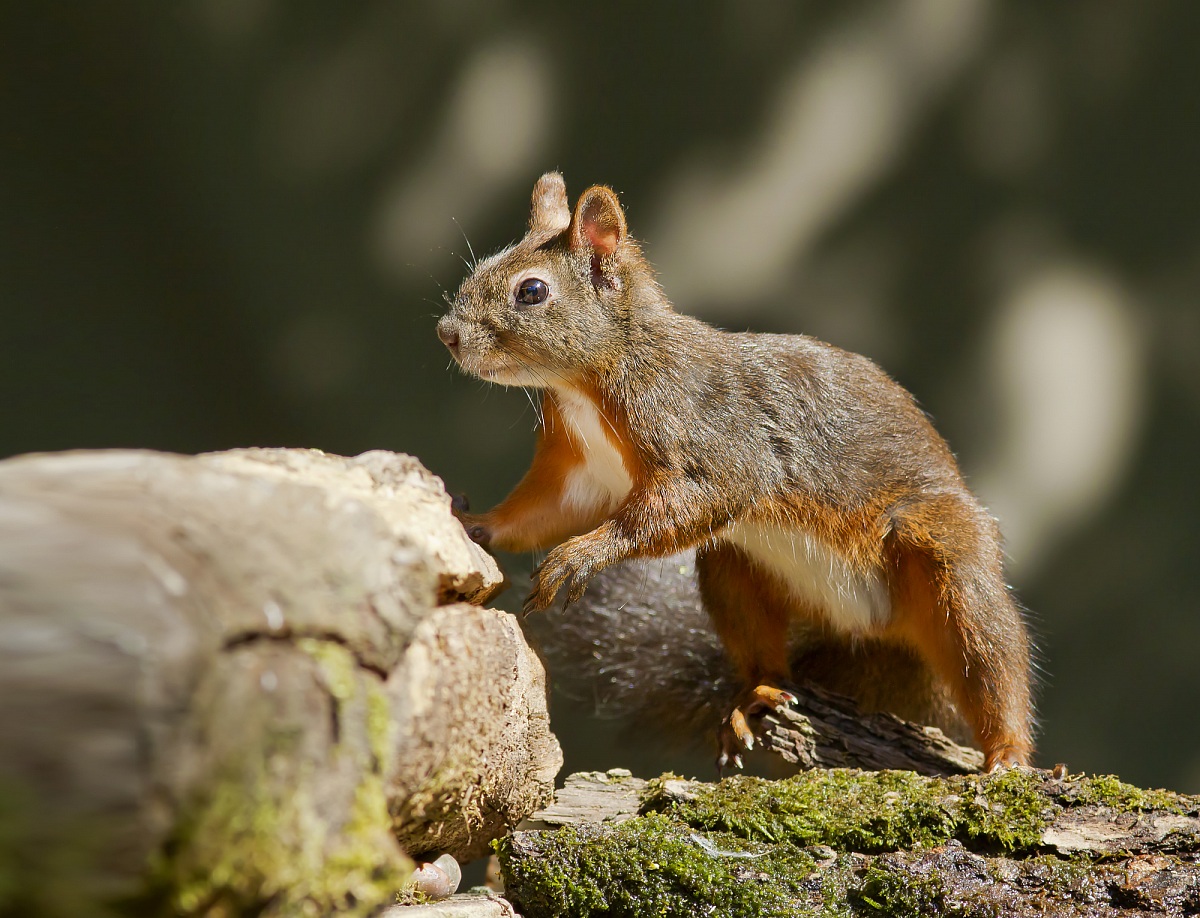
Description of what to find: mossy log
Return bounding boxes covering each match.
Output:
[0,448,561,917]
[500,768,1200,917]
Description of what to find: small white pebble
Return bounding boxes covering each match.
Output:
[260,670,278,692]
[408,853,461,900]
[263,600,284,631]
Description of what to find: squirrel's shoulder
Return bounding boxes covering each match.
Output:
[677,321,903,397]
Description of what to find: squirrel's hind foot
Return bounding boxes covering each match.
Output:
[716,684,798,774]
[983,743,1032,772]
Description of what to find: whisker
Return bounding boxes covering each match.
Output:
[506,354,548,430]
[521,388,543,430]
[503,340,573,387]
[451,217,478,268]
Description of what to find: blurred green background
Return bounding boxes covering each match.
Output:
[3,1,1199,793]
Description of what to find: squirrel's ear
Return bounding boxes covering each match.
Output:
[570,185,626,258]
[529,172,570,233]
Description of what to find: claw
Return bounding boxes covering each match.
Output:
[729,708,755,750]
[983,744,1029,772]
[750,685,797,713]
[521,591,542,618]
[522,575,558,616]
[566,578,589,604]
[716,682,795,772]
[715,751,745,775]
[717,710,755,775]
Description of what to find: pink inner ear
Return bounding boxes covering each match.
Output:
[583,218,620,256]
[571,187,626,258]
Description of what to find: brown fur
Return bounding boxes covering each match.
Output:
[438,173,1034,770]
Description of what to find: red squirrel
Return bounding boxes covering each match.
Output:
[436,172,1033,771]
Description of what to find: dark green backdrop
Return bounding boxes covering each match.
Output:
[4,1,1199,792]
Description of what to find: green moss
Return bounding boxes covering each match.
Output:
[859,852,1120,918]
[498,814,842,918]
[504,769,1200,918]
[1067,774,1190,814]
[365,683,395,772]
[160,640,410,916]
[166,760,313,914]
[165,762,409,917]
[393,886,434,908]
[850,854,1103,918]
[324,775,412,910]
[958,767,1049,853]
[644,770,1047,856]
[299,637,358,703]
[852,864,945,918]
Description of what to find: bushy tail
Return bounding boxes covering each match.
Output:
[524,553,736,741]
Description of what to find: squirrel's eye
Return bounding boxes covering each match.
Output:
[515,278,549,307]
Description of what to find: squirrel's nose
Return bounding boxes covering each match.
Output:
[437,324,460,353]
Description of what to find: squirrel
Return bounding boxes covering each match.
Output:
[436,172,1033,772]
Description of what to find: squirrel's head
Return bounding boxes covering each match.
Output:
[437,172,646,389]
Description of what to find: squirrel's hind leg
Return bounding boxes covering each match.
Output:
[884,500,1035,771]
[697,544,797,771]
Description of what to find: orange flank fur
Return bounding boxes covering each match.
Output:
[471,395,604,552]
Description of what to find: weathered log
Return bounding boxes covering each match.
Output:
[758,685,984,775]
[500,768,1200,917]
[381,893,520,918]
[0,448,560,917]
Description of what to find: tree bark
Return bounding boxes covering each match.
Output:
[758,684,984,775]
[0,448,560,918]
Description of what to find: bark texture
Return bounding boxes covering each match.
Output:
[0,448,559,918]
[758,686,984,775]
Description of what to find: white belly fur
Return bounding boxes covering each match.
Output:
[721,520,891,633]
[554,389,633,514]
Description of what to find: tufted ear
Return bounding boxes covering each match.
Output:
[569,185,626,258]
[529,172,570,234]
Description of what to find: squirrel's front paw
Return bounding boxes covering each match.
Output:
[524,541,596,614]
